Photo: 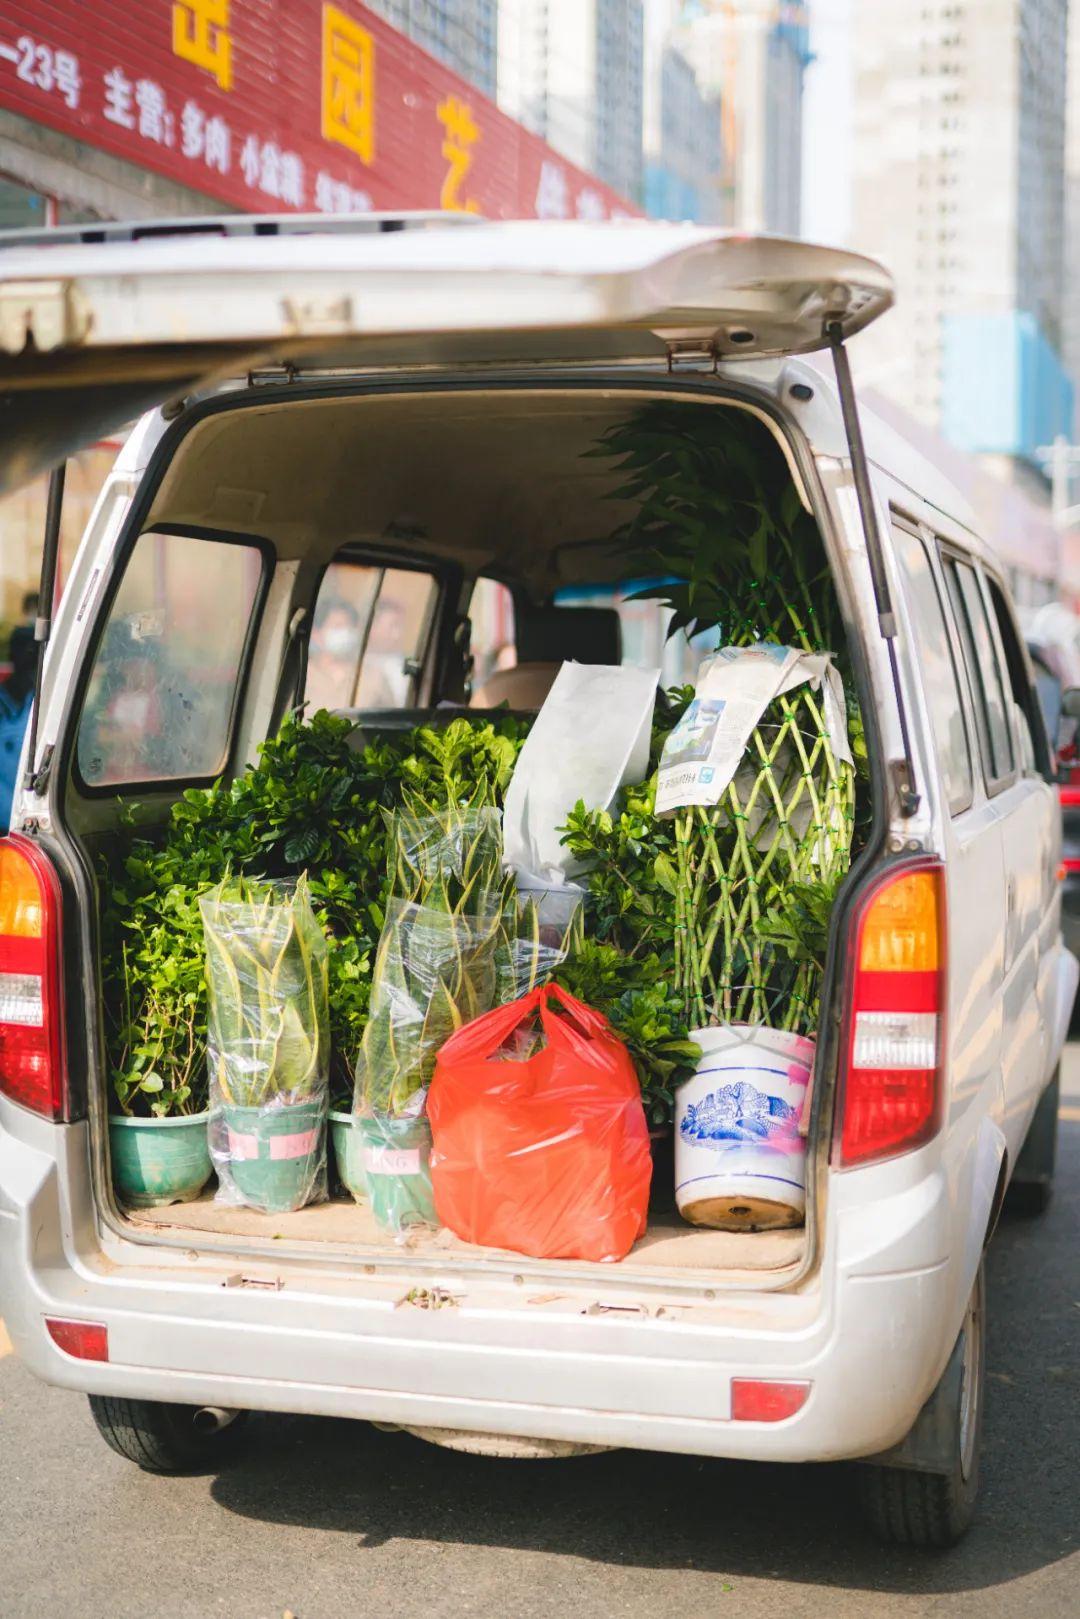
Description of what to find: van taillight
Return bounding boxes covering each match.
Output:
[0,835,67,1119]
[835,862,944,1167]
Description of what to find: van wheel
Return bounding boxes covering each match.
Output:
[857,1265,985,1548]
[87,1396,249,1474]
[1006,1066,1059,1216]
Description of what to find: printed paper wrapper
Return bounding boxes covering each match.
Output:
[656,643,851,817]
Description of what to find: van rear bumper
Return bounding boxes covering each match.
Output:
[1,1106,961,1465]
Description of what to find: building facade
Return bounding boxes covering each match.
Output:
[498,0,645,204]
[0,0,639,647]
[850,0,1072,478]
[643,0,726,222]
[366,0,499,99]
[1061,0,1080,410]
[672,0,809,234]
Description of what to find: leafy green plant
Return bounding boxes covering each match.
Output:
[751,876,841,1033]
[585,401,861,1035]
[200,875,329,1108]
[108,880,210,1117]
[384,801,511,916]
[102,709,527,1114]
[554,941,701,1124]
[355,900,504,1117]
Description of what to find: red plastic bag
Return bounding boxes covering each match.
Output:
[428,983,651,1262]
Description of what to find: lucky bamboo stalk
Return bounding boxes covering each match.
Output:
[591,402,860,1035]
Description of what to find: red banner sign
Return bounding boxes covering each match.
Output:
[0,2,639,221]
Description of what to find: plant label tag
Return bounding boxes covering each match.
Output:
[364,1145,422,1177]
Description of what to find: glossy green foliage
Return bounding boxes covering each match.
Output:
[101,709,527,1115]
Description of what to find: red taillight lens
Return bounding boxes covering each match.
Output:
[45,1317,109,1361]
[730,1379,811,1422]
[0,835,66,1119]
[836,862,944,1168]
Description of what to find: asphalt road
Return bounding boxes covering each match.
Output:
[2,1062,1079,1619]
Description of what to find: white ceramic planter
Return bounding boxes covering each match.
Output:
[675,1025,814,1230]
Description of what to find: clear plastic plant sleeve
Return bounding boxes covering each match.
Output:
[383,803,507,913]
[353,898,505,1233]
[493,891,584,1005]
[201,876,330,1212]
[353,899,503,1120]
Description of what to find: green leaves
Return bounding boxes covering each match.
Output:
[755,877,840,970]
[652,852,678,896]
[283,826,320,865]
[101,708,528,1115]
[554,941,700,1117]
[590,402,840,654]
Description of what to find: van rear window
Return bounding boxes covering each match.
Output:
[304,561,438,712]
[77,531,265,788]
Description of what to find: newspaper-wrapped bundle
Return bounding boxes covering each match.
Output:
[658,644,855,1032]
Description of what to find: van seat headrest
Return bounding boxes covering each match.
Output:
[515,604,622,667]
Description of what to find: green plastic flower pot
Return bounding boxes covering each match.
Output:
[220,1097,326,1214]
[360,1115,437,1233]
[109,1112,213,1209]
[330,1110,368,1203]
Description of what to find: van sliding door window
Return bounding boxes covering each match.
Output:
[306,562,437,713]
[943,557,1015,789]
[77,532,265,789]
[893,524,973,814]
[984,573,1049,777]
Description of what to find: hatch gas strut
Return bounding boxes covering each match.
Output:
[22,461,64,797]
[827,323,920,818]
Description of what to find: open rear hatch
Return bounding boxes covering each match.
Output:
[0,216,893,494]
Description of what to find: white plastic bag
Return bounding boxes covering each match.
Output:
[503,661,659,885]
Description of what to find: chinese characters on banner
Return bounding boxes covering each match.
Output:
[0,0,639,221]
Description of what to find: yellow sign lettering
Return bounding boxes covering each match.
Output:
[437,95,480,214]
[172,0,232,93]
[322,4,375,165]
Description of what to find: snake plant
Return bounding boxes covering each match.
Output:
[200,874,329,1108]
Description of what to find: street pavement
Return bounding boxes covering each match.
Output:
[2,1060,1078,1619]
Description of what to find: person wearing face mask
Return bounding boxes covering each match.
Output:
[305,599,363,712]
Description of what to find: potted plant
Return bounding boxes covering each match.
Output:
[107,884,213,1209]
[353,896,502,1230]
[566,403,867,1228]
[347,804,511,1229]
[201,874,330,1214]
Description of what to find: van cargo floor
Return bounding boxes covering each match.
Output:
[129,1196,804,1276]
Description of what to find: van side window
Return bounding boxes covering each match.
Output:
[943,558,1015,786]
[468,577,517,696]
[893,525,973,813]
[77,532,265,788]
[305,561,437,712]
[985,575,1049,777]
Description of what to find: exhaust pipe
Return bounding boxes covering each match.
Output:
[192,1405,238,1433]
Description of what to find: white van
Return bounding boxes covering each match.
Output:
[0,217,1073,1549]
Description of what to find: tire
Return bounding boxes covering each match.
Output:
[87,1396,249,1475]
[1006,1067,1059,1217]
[858,1264,985,1549]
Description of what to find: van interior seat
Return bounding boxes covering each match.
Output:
[472,604,622,709]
